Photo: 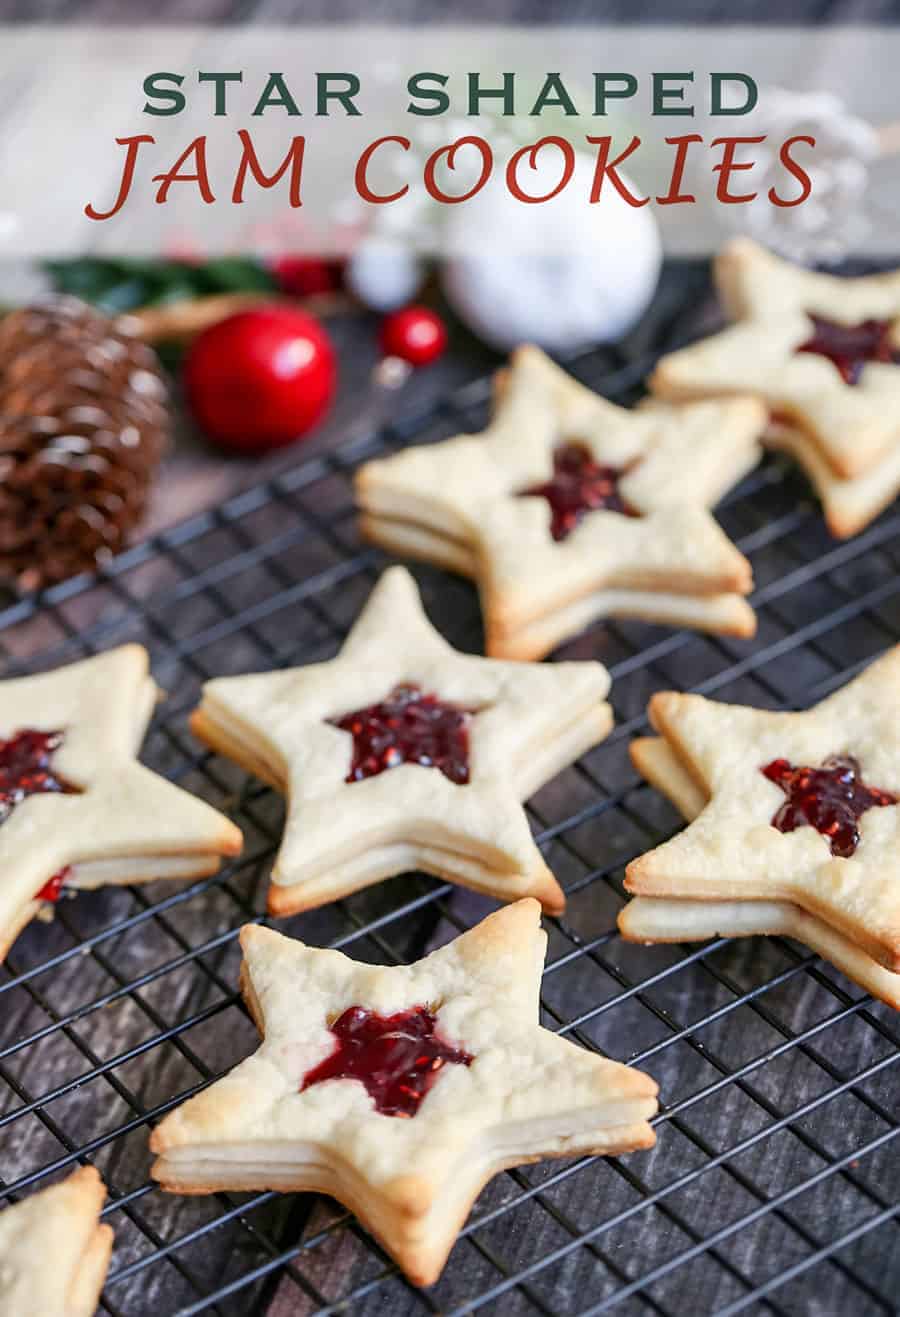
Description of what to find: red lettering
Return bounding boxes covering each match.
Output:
[354,136,410,204]
[152,136,214,205]
[711,135,765,204]
[424,136,492,204]
[232,130,305,206]
[657,134,703,205]
[85,135,154,220]
[586,136,647,206]
[769,135,815,208]
[506,136,575,203]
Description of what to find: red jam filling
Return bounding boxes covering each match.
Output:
[796,316,900,386]
[0,729,79,826]
[332,684,471,785]
[761,754,897,858]
[300,1006,473,1117]
[36,867,71,903]
[521,442,638,542]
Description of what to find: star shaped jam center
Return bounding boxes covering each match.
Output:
[761,754,897,858]
[300,1005,473,1117]
[520,442,638,542]
[0,729,80,826]
[331,684,472,784]
[796,315,900,385]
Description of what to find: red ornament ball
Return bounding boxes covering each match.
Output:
[184,306,336,453]
[271,255,343,298]
[380,305,447,367]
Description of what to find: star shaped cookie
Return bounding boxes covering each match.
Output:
[620,735,900,1009]
[150,900,658,1287]
[189,566,612,916]
[715,236,900,324]
[625,646,900,976]
[765,415,900,539]
[652,239,900,530]
[357,346,764,659]
[0,645,242,963]
[0,1166,113,1316]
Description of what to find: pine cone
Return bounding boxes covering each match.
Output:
[0,296,169,591]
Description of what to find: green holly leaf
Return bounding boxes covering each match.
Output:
[195,258,276,294]
[43,256,278,312]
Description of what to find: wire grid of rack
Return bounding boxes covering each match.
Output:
[0,263,898,1317]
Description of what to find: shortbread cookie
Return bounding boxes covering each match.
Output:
[621,737,900,1008]
[359,514,757,658]
[765,418,900,538]
[650,314,900,480]
[190,567,613,915]
[706,240,900,531]
[625,647,900,972]
[654,240,900,481]
[620,895,900,1010]
[0,645,243,963]
[357,346,762,658]
[715,236,900,324]
[150,900,658,1286]
[0,1166,113,1316]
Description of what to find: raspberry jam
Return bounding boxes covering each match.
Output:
[521,443,637,542]
[332,684,471,785]
[761,754,897,858]
[796,316,900,385]
[36,867,71,903]
[0,729,79,825]
[300,1006,473,1117]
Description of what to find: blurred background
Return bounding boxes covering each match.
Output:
[1,3,899,584]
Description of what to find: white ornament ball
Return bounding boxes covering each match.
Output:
[441,153,661,354]
[346,239,425,313]
[715,89,877,263]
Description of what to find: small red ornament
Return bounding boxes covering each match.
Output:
[184,306,336,453]
[271,256,343,299]
[380,306,447,367]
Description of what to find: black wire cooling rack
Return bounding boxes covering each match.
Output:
[1,263,899,1317]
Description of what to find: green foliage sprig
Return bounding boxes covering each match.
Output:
[43,256,276,313]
